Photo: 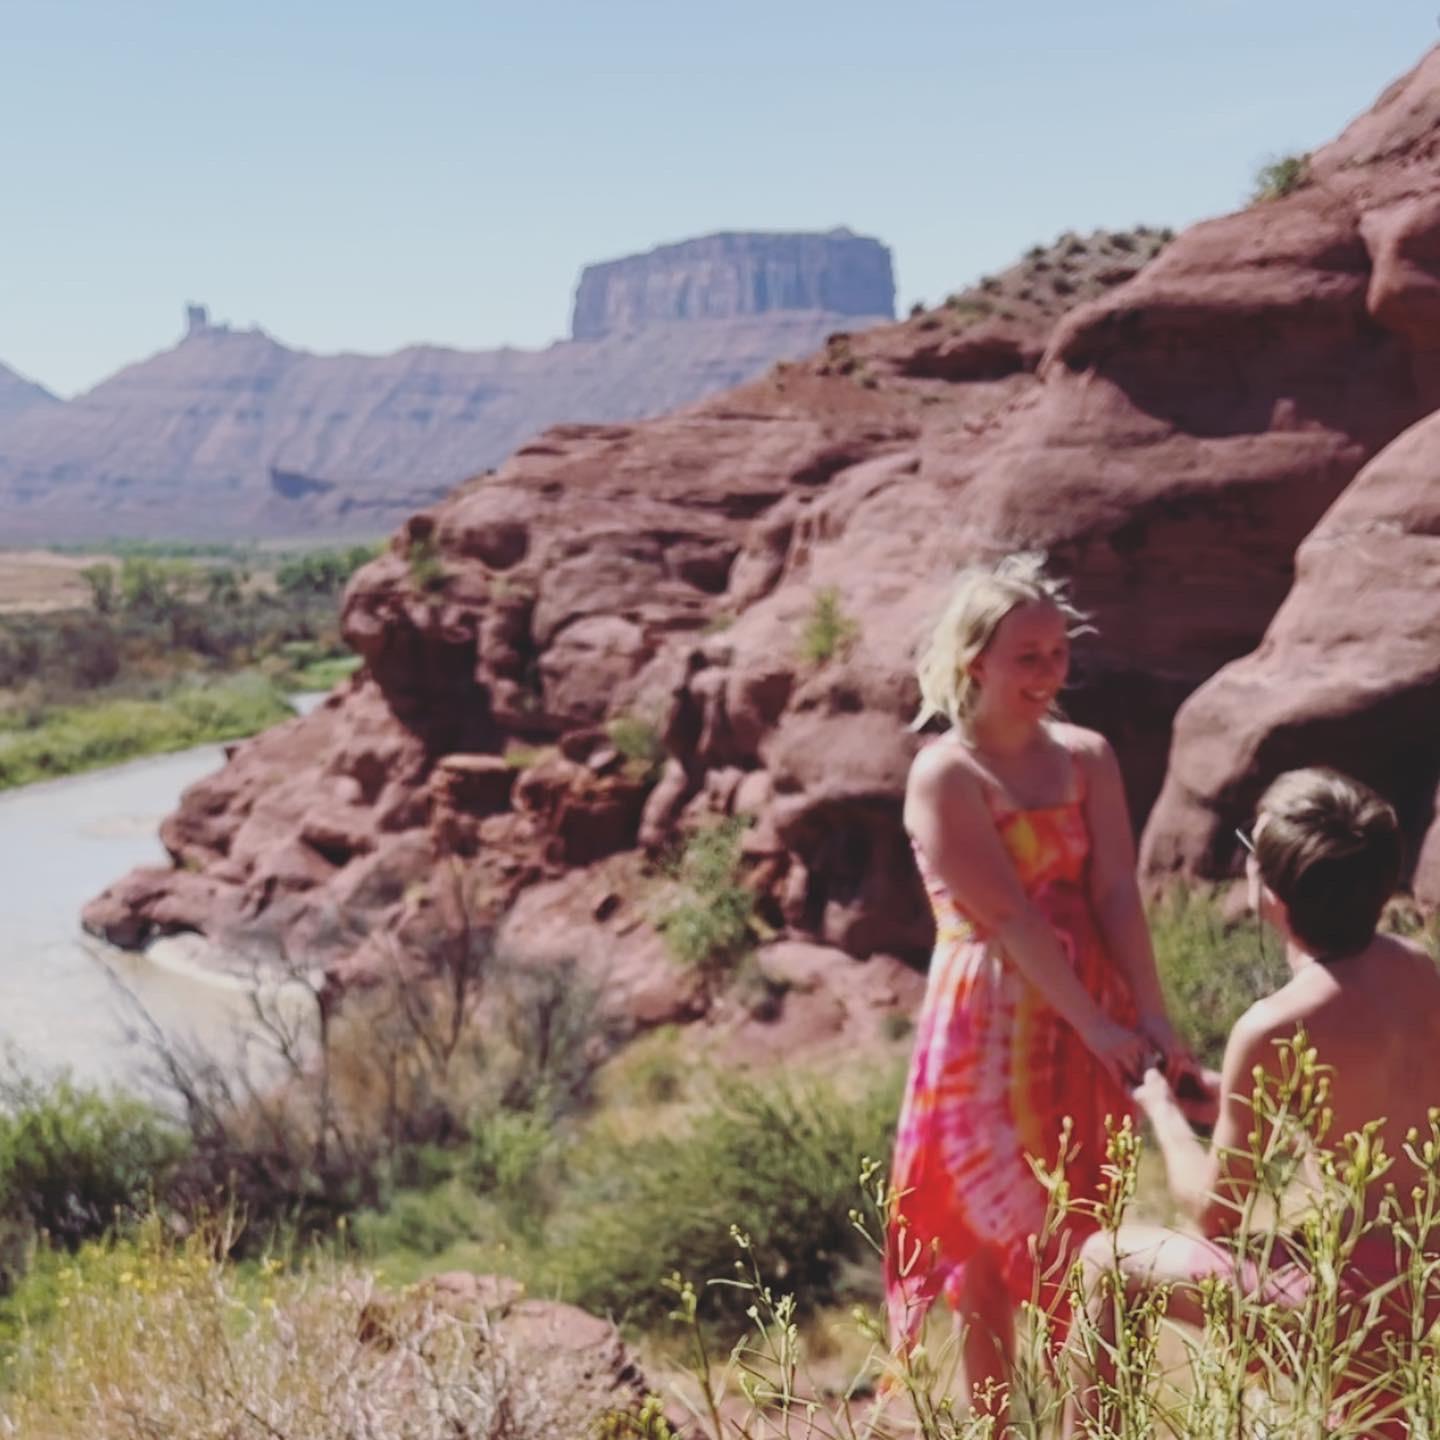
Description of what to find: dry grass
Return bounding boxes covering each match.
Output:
[632,1039,1440,1440]
[0,1220,609,1439]
[0,550,108,614]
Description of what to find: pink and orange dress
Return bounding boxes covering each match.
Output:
[886,772,1136,1349]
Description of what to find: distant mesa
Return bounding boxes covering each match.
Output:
[0,229,895,542]
[571,229,895,340]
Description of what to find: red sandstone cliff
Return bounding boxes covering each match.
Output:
[84,50,1440,1032]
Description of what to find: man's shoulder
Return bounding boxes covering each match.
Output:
[1229,991,1309,1065]
[1379,930,1439,969]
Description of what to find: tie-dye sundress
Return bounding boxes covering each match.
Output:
[886,773,1136,1349]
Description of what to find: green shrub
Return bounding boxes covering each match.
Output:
[503,744,552,770]
[274,544,379,598]
[607,714,665,784]
[604,1026,689,1108]
[1148,887,1289,1068]
[0,1074,186,1255]
[656,819,755,975]
[406,536,447,594]
[1252,152,1310,201]
[0,674,294,789]
[549,1071,902,1331]
[288,653,362,692]
[351,1180,490,1260]
[78,564,116,614]
[798,587,858,666]
[943,295,994,320]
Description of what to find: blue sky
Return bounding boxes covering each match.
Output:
[4,0,1436,397]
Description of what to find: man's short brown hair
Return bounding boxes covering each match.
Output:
[1254,768,1402,960]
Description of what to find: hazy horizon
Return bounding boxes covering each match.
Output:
[5,0,1437,398]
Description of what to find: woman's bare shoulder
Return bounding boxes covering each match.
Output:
[1047,721,1115,770]
[908,735,987,799]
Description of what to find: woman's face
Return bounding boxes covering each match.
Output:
[970,599,1070,721]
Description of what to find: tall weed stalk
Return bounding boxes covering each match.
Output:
[624,1034,1440,1439]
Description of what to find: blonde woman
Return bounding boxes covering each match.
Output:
[885,554,1196,1417]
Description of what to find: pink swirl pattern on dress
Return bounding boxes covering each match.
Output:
[885,792,1136,1350]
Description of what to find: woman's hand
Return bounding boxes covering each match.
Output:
[1139,1012,1202,1090]
[1085,1019,1157,1090]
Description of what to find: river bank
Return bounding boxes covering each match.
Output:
[0,671,296,792]
[0,699,327,1088]
[0,541,373,789]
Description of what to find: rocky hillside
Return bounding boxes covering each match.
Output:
[0,361,57,421]
[571,228,895,338]
[86,50,1440,1046]
[0,232,893,544]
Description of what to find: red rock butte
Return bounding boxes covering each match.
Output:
[84,49,1440,1049]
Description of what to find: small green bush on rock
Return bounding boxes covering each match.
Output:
[1252,152,1310,201]
[607,714,665,784]
[656,820,756,975]
[798,587,858,666]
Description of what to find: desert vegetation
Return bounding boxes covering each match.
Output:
[6,888,1434,1436]
[799,587,859,666]
[0,542,378,786]
[1252,152,1311,201]
[656,818,760,978]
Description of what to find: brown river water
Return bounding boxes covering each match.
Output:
[0,705,323,1094]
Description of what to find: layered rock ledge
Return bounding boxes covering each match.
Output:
[85,49,1440,1029]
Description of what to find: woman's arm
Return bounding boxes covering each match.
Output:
[1076,730,1197,1075]
[907,745,1150,1087]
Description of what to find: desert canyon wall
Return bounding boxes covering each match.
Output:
[84,51,1440,1042]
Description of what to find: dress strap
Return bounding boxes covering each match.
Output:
[983,745,1085,818]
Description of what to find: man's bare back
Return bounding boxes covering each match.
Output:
[1244,932,1440,1220]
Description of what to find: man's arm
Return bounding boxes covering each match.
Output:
[1133,1010,1270,1236]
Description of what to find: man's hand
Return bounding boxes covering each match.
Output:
[1130,1065,1173,1116]
[1132,1062,1222,1131]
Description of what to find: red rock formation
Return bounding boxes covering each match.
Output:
[84,49,1440,1028]
[357,1270,662,1432]
[1140,406,1440,901]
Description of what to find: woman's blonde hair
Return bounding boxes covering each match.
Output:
[912,552,1091,732]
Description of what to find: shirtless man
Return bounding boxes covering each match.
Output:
[1067,767,1440,1436]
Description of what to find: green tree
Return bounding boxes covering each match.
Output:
[79,565,116,615]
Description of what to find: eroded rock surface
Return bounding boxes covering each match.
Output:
[357,1271,664,1435]
[85,49,1440,1042]
[1140,406,1440,900]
